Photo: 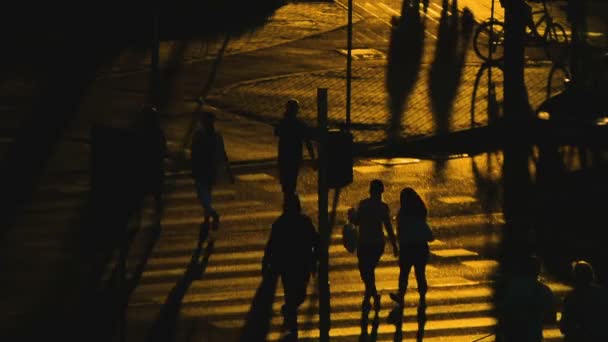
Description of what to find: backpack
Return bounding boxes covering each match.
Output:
[342,222,358,253]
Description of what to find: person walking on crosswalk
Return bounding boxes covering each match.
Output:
[262,193,319,340]
[190,111,234,248]
[353,179,399,311]
[390,187,434,310]
[274,98,316,199]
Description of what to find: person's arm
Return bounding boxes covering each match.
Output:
[383,205,399,257]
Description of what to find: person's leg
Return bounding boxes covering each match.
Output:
[414,244,430,308]
[195,178,217,246]
[282,272,309,334]
[414,262,428,307]
[357,247,375,307]
[391,251,413,306]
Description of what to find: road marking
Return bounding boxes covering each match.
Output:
[353,165,389,173]
[235,173,274,181]
[462,260,498,270]
[357,2,379,18]
[378,2,399,16]
[432,248,478,258]
[370,157,421,165]
[437,195,478,204]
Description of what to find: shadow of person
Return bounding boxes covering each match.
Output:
[387,305,404,342]
[238,271,279,342]
[146,243,213,342]
[385,0,426,144]
[416,304,427,342]
[428,1,474,178]
[360,303,380,342]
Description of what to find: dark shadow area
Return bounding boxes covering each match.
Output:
[146,243,214,342]
[238,272,279,342]
[386,0,426,143]
[428,0,474,176]
[359,303,380,342]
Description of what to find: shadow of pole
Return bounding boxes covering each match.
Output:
[386,0,426,144]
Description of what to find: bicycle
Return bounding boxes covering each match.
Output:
[473,0,569,63]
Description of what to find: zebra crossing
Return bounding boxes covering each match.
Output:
[120,171,570,342]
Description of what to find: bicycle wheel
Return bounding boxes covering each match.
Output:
[546,63,571,99]
[473,20,505,62]
[545,23,569,62]
[471,63,504,127]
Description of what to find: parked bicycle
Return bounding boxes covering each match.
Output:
[473,0,569,62]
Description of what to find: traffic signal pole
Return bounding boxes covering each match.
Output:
[346,0,353,128]
[317,88,330,342]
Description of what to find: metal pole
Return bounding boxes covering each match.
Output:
[317,88,330,342]
[346,0,353,128]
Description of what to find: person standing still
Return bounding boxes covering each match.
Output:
[191,111,234,248]
[353,179,399,311]
[262,194,319,340]
[390,187,434,310]
[274,98,316,198]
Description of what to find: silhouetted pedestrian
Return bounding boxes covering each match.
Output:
[130,104,166,228]
[559,260,608,341]
[496,254,556,342]
[390,187,434,310]
[262,194,319,340]
[274,98,316,198]
[191,111,234,248]
[353,179,399,311]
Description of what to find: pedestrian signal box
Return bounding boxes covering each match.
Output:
[327,129,353,189]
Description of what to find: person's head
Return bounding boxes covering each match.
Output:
[199,111,216,133]
[283,193,302,215]
[399,187,427,218]
[572,260,595,285]
[285,98,300,118]
[369,179,384,199]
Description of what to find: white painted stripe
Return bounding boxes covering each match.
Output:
[215,301,494,328]
[166,189,236,200]
[432,248,478,257]
[378,2,399,16]
[462,260,498,269]
[437,195,478,204]
[235,173,274,181]
[357,2,379,18]
[267,316,497,340]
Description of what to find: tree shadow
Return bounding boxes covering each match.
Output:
[359,303,380,342]
[386,0,426,144]
[146,242,214,342]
